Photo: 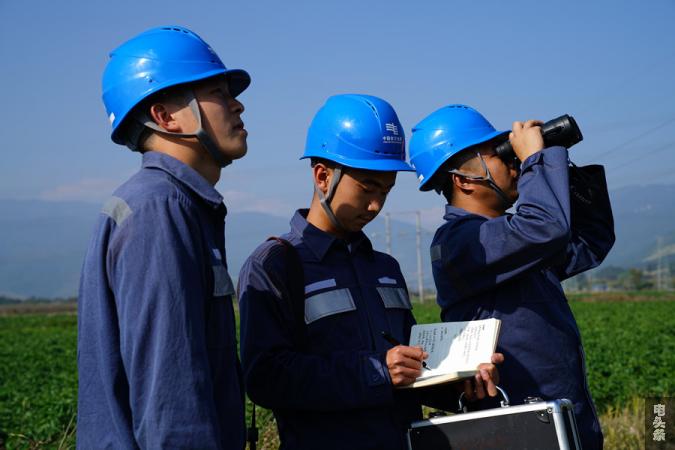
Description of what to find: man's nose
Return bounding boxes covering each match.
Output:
[368,197,385,213]
[230,97,244,113]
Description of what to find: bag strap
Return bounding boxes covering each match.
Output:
[246,237,306,450]
[266,236,307,346]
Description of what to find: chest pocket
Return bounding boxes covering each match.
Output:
[305,288,355,324]
[304,288,363,351]
[376,287,412,310]
[377,287,413,344]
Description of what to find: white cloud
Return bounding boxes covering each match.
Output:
[38,177,298,217]
[39,178,122,203]
[222,190,296,217]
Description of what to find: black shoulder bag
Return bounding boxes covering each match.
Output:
[568,162,614,231]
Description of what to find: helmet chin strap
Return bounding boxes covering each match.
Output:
[448,152,513,209]
[136,89,232,168]
[314,165,348,233]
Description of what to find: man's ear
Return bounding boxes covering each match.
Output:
[148,102,183,133]
[453,173,475,193]
[312,163,331,193]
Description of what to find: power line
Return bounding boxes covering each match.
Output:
[583,115,675,134]
[606,139,675,173]
[383,208,442,216]
[591,115,675,161]
[639,165,675,182]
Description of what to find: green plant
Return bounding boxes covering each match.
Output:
[0,314,77,449]
[2,296,673,449]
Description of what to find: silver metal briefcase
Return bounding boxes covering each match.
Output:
[407,388,582,450]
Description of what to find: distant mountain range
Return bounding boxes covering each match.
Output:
[602,184,675,267]
[1,183,674,298]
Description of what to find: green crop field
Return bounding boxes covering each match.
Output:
[0,314,77,449]
[414,294,675,412]
[1,294,674,449]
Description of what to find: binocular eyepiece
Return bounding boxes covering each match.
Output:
[495,114,583,160]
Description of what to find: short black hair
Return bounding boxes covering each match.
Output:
[427,149,473,201]
[447,148,478,171]
[310,157,339,169]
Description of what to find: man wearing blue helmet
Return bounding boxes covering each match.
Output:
[77,26,250,449]
[409,105,614,449]
[237,95,502,449]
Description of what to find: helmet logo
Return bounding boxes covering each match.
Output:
[108,112,115,125]
[383,122,403,145]
[385,123,399,135]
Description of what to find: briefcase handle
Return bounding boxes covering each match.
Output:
[457,385,510,413]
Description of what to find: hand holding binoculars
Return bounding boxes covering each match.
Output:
[495,115,583,160]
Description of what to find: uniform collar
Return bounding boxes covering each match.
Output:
[443,204,472,220]
[142,151,225,211]
[443,204,498,220]
[290,209,373,261]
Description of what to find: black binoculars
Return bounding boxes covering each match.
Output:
[495,114,583,160]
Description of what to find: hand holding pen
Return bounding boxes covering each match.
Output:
[381,332,430,369]
[381,331,430,386]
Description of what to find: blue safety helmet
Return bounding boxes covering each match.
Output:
[409,104,508,191]
[301,94,412,232]
[301,94,413,172]
[102,25,250,148]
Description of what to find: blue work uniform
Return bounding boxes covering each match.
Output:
[431,146,614,450]
[77,151,245,449]
[238,210,422,450]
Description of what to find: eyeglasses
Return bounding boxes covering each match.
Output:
[446,150,521,184]
[446,151,493,182]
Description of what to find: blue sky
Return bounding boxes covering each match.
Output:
[2,0,675,229]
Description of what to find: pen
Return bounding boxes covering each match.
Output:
[380,331,429,370]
